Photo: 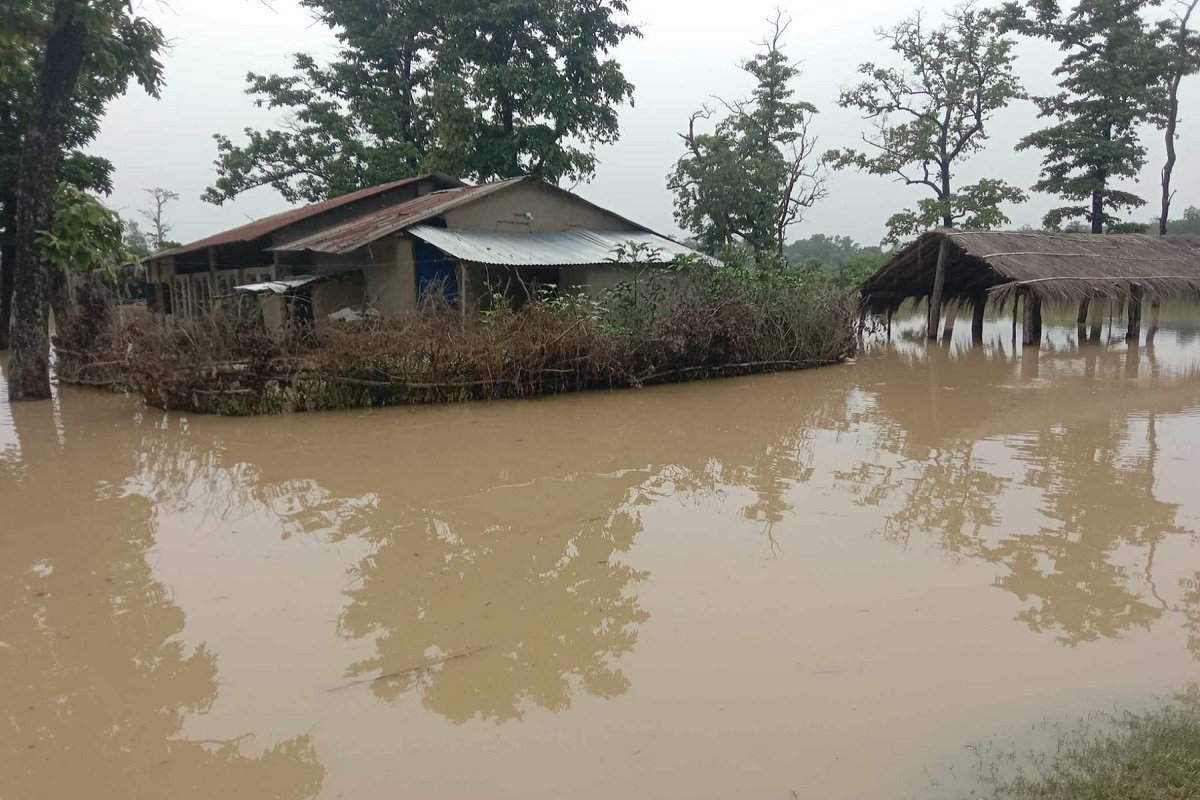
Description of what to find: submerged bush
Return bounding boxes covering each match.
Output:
[57,259,859,415]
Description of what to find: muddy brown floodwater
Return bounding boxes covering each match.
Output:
[3,311,1200,799]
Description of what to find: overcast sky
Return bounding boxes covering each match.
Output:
[92,0,1200,248]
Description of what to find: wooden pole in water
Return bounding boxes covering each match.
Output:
[942,300,958,340]
[1077,298,1090,325]
[1088,296,1105,342]
[1011,293,1019,347]
[927,236,949,341]
[1126,285,1143,343]
[971,292,986,343]
[1147,297,1162,343]
[1022,291,1042,347]
[885,307,893,340]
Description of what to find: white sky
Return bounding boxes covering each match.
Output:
[92,0,1200,247]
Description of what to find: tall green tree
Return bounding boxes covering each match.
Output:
[827,2,1026,244]
[668,13,826,256]
[204,0,639,205]
[1000,0,1169,233]
[0,1,124,350]
[3,0,163,400]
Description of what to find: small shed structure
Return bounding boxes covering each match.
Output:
[860,230,1200,344]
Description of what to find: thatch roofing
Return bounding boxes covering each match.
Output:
[860,229,1200,313]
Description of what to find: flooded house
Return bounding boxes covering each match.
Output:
[144,175,706,329]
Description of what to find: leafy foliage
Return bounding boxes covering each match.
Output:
[783,233,884,265]
[204,0,640,205]
[828,2,1026,244]
[1163,204,1200,232]
[0,0,164,204]
[38,183,130,274]
[1000,0,1170,233]
[668,13,826,256]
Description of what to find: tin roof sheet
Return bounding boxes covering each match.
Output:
[233,275,330,294]
[269,179,526,254]
[154,173,465,260]
[406,226,713,267]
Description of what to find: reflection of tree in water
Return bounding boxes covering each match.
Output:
[839,440,1009,553]
[337,478,650,723]
[0,398,323,798]
[988,415,1182,644]
[837,338,1200,650]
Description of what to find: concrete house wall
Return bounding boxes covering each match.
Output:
[443,181,634,234]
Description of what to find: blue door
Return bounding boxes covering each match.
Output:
[414,239,458,306]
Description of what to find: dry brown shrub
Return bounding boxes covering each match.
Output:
[56,265,858,415]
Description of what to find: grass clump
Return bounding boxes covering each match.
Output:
[964,707,1200,800]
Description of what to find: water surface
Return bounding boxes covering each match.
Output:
[3,313,1200,799]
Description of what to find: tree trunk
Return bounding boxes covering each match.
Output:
[0,235,14,351]
[1160,2,1197,236]
[8,0,89,401]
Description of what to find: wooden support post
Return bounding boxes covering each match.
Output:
[1088,296,1105,342]
[207,246,218,315]
[942,300,958,340]
[1022,292,1042,347]
[885,307,893,340]
[927,237,949,341]
[1077,298,1090,325]
[1126,285,1143,343]
[1011,295,1019,347]
[971,292,986,343]
[1147,297,1162,344]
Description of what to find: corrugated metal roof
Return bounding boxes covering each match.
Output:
[269,179,528,254]
[406,226,713,266]
[153,173,465,260]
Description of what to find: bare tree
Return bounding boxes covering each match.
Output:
[138,187,179,249]
[1159,0,1200,236]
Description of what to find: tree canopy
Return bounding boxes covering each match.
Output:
[1000,0,1170,233]
[3,0,164,399]
[828,2,1026,244]
[0,0,163,350]
[204,0,640,205]
[667,13,826,256]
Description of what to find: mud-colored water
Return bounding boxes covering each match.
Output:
[4,313,1200,799]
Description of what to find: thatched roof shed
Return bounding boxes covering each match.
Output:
[860,230,1200,316]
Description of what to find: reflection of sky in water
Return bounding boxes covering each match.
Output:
[5,309,1200,800]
